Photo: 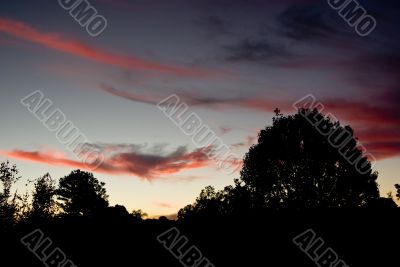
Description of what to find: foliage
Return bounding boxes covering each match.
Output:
[240,109,380,209]
[57,170,109,216]
[0,161,20,224]
[31,173,57,218]
[131,209,148,220]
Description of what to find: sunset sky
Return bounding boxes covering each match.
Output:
[0,0,399,216]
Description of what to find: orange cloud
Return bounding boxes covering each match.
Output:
[0,18,211,77]
[0,146,212,180]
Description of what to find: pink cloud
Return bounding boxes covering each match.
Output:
[155,202,174,209]
[0,146,212,180]
[0,18,213,77]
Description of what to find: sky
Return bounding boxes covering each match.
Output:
[0,0,399,216]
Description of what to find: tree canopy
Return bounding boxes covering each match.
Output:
[240,109,380,209]
[57,170,109,216]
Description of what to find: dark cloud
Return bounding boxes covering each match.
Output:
[277,5,338,40]
[224,38,292,62]
[100,83,161,105]
[195,16,231,39]
[99,84,246,108]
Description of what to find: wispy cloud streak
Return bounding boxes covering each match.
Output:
[0,18,211,76]
[0,144,212,180]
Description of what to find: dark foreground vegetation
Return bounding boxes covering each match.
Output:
[1,109,399,266]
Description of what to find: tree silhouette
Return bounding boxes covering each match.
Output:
[57,170,109,216]
[240,109,380,209]
[131,209,148,220]
[395,184,400,200]
[179,109,382,219]
[178,180,254,220]
[0,161,20,225]
[31,173,57,219]
[178,186,222,220]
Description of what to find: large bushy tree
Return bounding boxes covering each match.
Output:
[240,109,379,209]
[57,170,109,216]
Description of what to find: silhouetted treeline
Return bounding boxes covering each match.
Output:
[1,109,399,266]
